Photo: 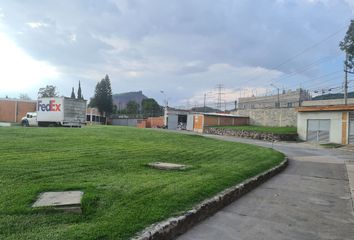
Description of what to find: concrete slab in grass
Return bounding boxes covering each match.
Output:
[149,162,187,170]
[32,191,83,213]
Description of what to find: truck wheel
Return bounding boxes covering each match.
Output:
[21,120,29,127]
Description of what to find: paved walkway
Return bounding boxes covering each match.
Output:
[177,135,354,240]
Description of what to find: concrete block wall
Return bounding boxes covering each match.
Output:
[234,108,297,127]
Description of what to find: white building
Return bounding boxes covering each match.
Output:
[297,101,354,145]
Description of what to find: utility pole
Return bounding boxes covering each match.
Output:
[344,53,348,105]
[203,93,206,113]
[160,90,167,125]
[271,84,280,108]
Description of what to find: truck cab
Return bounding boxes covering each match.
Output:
[21,112,38,127]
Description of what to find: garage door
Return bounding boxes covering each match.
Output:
[307,119,330,143]
[349,112,354,144]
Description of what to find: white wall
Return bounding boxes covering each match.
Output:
[297,111,342,144]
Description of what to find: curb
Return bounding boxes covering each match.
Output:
[132,157,288,240]
[344,161,354,211]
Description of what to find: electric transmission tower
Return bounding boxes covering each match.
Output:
[215,84,225,110]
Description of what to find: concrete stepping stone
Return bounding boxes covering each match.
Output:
[32,191,83,213]
[148,162,187,170]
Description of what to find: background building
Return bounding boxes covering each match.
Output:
[238,89,311,109]
[233,89,311,127]
[86,108,106,125]
[0,98,37,124]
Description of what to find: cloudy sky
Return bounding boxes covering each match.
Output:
[0,0,353,108]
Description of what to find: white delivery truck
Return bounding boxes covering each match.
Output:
[21,97,87,127]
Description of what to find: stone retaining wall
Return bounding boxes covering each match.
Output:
[204,127,298,141]
[132,158,288,240]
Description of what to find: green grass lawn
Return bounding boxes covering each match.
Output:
[213,125,297,134]
[0,126,283,240]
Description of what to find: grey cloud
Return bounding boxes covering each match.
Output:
[0,0,352,104]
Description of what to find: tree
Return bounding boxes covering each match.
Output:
[141,98,163,117]
[90,74,113,115]
[340,20,354,71]
[38,85,59,98]
[126,101,139,115]
[19,93,31,100]
[71,87,76,99]
[77,81,83,99]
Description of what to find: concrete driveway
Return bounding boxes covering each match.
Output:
[177,135,354,240]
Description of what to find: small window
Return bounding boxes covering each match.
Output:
[287,102,292,108]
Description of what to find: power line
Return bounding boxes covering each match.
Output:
[271,53,342,84]
[271,26,347,70]
[233,24,348,87]
[287,70,342,89]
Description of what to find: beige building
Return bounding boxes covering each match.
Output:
[238,89,311,109]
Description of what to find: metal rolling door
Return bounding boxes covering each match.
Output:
[167,114,178,130]
[307,119,330,143]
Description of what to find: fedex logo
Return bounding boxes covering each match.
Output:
[38,99,61,112]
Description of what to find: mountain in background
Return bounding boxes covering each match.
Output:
[190,106,220,113]
[112,91,148,110]
[312,91,354,100]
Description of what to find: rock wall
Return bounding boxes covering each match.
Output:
[204,127,298,141]
[233,108,297,127]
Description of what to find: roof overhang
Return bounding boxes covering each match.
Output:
[202,113,248,118]
[297,104,354,112]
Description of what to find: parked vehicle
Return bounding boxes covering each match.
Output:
[21,97,87,127]
[21,112,38,127]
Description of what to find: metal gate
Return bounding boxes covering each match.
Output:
[186,114,194,131]
[307,119,330,143]
[349,112,354,144]
[167,114,178,130]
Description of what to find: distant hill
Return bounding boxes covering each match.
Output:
[312,91,354,100]
[112,91,148,110]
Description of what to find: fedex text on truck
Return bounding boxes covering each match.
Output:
[38,99,62,112]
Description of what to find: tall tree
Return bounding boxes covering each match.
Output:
[19,93,31,100]
[340,20,354,71]
[91,74,113,115]
[71,87,76,99]
[77,81,83,99]
[38,85,59,98]
[141,98,163,117]
[126,100,139,115]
